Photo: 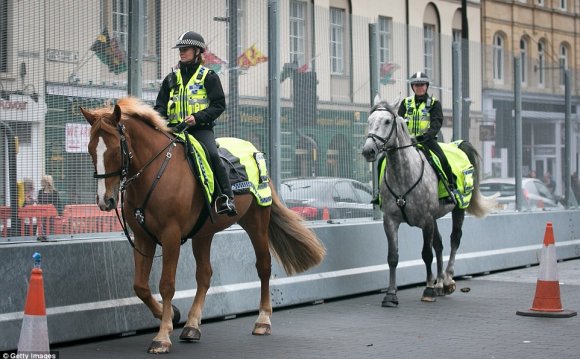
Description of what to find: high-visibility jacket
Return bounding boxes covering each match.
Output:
[402,96,437,136]
[167,65,210,126]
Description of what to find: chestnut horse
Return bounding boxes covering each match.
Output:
[80,97,326,354]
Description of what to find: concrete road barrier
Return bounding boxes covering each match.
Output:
[1,210,579,350]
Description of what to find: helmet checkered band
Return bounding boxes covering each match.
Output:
[173,31,206,51]
[175,39,206,49]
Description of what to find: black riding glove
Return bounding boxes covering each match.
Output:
[415,135,425,143]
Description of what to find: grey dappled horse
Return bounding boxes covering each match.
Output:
[361,96,496,307]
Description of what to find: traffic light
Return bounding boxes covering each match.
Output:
[293,71,317,127]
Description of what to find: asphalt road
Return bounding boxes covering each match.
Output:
[43,258,580,359]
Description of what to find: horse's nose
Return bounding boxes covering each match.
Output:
[107,197,117,211]
[361,145,376,162]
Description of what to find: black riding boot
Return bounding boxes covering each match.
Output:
[441,162,459,205]
[214,162,237,216]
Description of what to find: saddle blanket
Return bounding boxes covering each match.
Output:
[175,132,272,207]
[377,140,474,209]
[428,140,474,209]
[217,137,272,206]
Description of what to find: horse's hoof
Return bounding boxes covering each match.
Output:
[444,282,456,295]
[171,305,181,325]
[252,322,272,335]
[434,286,445,296]
[381,293,398,307]
[147,340,171,354]
[421,287,437,302]
[179,326,201,342]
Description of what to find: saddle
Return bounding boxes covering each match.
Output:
[376,140,474,208]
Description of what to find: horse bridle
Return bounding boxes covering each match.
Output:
[367,106,425,222]
[92,122,179,256]
[93,124,131,180]
[365,107,398,153]
[366,107,419,153]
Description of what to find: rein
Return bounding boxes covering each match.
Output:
[94,122,180,257]
[384,153,425,223]
[368,106,426,222]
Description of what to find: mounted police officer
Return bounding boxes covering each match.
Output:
[154,31,237,216]
[398,71,458,203]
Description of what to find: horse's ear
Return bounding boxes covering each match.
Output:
[112,104,122,124]
[79,107,96,125]
[373,93,382,107]
[390,96,402,110]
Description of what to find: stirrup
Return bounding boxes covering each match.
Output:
[215,194,237,216]
[447,186,459,206]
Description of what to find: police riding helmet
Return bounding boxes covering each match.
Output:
[409,72,430,91]
[173,31,206,53]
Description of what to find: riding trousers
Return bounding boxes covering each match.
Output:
[422,138,456,187]
[190,129,234,198]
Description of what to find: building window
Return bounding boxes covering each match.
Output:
[0,0,9,73]
[559,0,567,11]
[538,41,545,86]
[536,0,544,5]
[493,33,504,81]
[329,7,344,75]
[142,1,149,54]
[112,0,128,51]
[520,38,527,83]
[452,29,461,44]
[378,16,392,65]
[290,0,306,65]
[108,0,152,55]
[559,44,568,86]
[423,24,434,78]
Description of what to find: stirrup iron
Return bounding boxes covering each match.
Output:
[215,194,237,216]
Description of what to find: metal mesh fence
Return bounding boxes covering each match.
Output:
[1,0,578,240]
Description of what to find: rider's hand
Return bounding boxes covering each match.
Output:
[184,115,197,126]
[415,135,425,143]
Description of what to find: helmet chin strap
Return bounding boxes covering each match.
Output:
[193,48,203,64]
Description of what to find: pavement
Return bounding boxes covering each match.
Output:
[22,259,580,358]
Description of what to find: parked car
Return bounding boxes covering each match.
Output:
[479,177,563,211]
[280,177,374,220]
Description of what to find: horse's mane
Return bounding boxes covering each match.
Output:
[89,97,169,137]
[117,97,170,132]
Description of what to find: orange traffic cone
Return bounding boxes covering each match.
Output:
[516,222,577,318]
[17,252,50,354]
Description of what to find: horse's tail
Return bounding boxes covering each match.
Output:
[459,141,498,218]
[267,182,326,275]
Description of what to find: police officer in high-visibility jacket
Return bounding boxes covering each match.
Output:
[154,31,236,216]
[397,72,458,203]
